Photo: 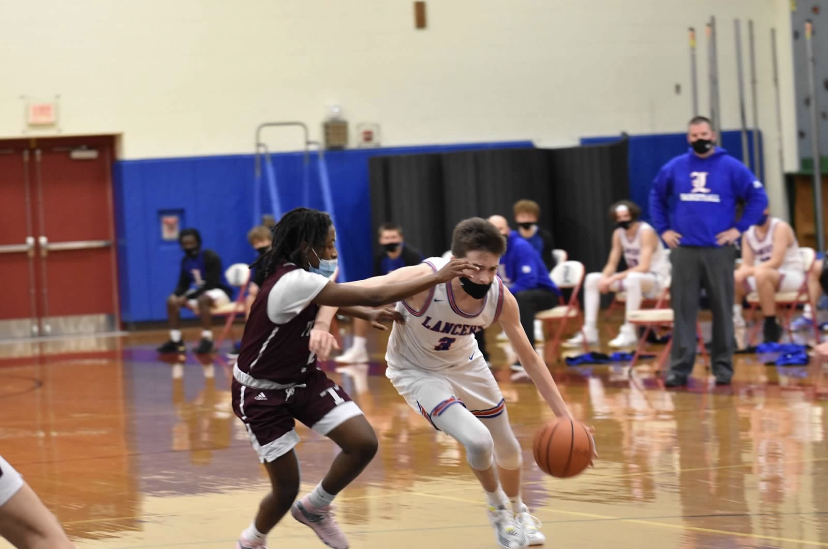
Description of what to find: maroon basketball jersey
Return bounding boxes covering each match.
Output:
[236,262,329,385]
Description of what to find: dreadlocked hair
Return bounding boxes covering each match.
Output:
[251,208,333,280]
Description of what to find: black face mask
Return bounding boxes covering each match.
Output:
[256,246,270,256]
[460,277,491,300]
[517,222,535,231]
[691,138,713,155]
[616,220,632,230]
[183,247,200,258]
[383,242,401,253]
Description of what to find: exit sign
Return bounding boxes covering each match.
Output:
[27,102,57,126]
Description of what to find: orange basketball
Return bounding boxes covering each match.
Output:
[532,418,593,478]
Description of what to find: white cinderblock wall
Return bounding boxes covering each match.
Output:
[0,0,794,215]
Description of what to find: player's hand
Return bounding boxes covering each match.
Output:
[368,306,405,330]
[662,230,682,249]
[586,425,599,466]
[716,227,741,246]
[597,277,614,293]
[309,328,340,361]
[435,258,478,282]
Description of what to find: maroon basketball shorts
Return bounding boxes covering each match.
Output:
[232,368,363,463]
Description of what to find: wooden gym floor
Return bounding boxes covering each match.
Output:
[1,316,827,549]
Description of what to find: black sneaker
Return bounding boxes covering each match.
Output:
[763,319,782,344]
[157,340,185,354]
[664,374,688,388]
[226,342,242,360]
[715,376,732,386]
[194,338,215,354]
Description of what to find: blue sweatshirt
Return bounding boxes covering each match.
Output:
[649,147,768,247]
[499,233,557,294]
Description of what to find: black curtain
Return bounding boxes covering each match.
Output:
[369,138,629,274]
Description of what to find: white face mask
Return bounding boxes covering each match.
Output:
[309,248,338,279]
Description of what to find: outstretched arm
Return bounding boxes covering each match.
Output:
[313,259,474,308]
[500,287,573,419]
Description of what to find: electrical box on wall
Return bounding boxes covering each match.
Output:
[324,120,348,150]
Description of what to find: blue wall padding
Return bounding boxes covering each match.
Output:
[115,141,532,323]
[580,130,763,222]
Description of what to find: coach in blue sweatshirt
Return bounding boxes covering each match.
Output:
[650,116,768,387]
[486,215,558,371]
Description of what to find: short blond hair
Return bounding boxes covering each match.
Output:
[247,225,272,245]
[513,199,540,218]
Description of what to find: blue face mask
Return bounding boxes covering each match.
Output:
[310,248,338,279]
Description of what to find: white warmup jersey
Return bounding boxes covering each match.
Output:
[385,256,505,371]
[745,218,803,272]
[617,222,670,282]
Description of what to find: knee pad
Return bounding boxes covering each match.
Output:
[625,271,644,285]
[464,430,495,471]
[493,433,523,470]
[585,272,602,288]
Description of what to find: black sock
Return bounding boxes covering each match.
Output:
[763,316,781,342]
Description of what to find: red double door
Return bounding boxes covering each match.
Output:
[0,136,119,338]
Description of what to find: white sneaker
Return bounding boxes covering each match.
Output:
[515,505,545,546]
[609,326,638,348]
[487,506,528,548]
[334,346,368,364]
[533,320,544,343]
[563,328,598,347]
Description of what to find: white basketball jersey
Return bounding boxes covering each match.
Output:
[385,257,505,371]
[745,217,803,271]
[617,222,670,281]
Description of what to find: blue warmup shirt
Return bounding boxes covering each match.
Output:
[173,249,231,299]
[499,233,557,294]
[649,147,768,247]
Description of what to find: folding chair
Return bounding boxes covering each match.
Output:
[536,260,589,360]
[552,249,568,266]
[626,285,708,373]
[604,292,666,321]
[745,247,819,346]
[214,263,251,350]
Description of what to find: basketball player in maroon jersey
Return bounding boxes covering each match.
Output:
[232,208,475,549]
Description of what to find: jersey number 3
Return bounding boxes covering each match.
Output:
[434,337,456,351]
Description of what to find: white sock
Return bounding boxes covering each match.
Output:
[509,495,524,513]
[803,304,813,320]
[485,487,509,508]
[352,336,367,352]
[170,329,182,342]
[583,273,601,329]
[241,522,267,544]
[733,304,743,317]
[201,330,213,340]
[308,482,336,509]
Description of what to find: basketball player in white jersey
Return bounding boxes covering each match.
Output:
[565,201,670,348]
[733,207,804,343]
[319,218,595,548]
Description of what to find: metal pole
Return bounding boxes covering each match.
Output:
[706,23,716,130]
[735,19,750,168]
[771,28,785,197]
[806,20,825,251]
[689,27,699,116]
[749,20,762,180]
[712,17,722,144]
